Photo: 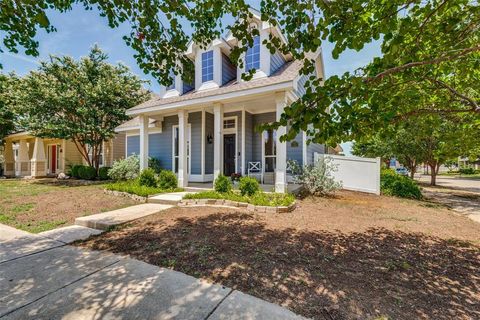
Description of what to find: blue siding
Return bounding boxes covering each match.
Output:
[127,136,140,156]
[307,142,326,165]
[182,81,194,94]
[189,112,202,175]
[287,131,303,166]
[295,74,309,97]
[222,54,236,85]
[270,51,286,75]
[205,112,214,174]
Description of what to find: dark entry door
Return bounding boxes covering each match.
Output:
[223,134,236,176]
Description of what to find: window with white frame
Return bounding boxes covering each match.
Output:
[201,51,214,82]
[245,36,260,72]
[88,144,103,167]
[223,118,236,129]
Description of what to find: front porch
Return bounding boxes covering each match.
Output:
[2,133,64,178]
[121,91,303,193]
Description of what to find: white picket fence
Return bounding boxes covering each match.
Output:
[314,153,381,195]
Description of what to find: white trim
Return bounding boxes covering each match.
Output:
[172,124,192,175]
[261,127,277,177]
[201,109,205,177]
[221,115,238,175]
[241,108,246,175]
[126,81,294,116]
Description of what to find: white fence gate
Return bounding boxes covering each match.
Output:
[314,153,381,195]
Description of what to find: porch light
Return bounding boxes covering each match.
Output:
[207,133,213,144]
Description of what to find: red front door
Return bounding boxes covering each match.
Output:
[51,145,57,174]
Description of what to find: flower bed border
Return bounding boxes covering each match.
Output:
[104,189,147,203]
[178,198,296,213]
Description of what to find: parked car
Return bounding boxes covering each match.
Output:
[396,167,409,176]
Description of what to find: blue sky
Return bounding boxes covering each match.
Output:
[1,3,381,155]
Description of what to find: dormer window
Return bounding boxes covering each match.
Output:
[201,51,214,82]
[245,36,260,72]
[166,69,175,90]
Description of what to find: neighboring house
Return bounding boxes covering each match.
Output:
[1,131,125,178]
[118,9,327,193]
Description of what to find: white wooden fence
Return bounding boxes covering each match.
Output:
[314,153,381,195]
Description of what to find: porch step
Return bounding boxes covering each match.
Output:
[148,192,195,205]
[263,172,275,185]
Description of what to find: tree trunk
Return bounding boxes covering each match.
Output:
[410,167,416,179]
[429,162,437,186]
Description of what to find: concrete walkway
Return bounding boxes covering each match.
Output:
[0,224,305,319]
[75,203,173,230]
[148,191,195,205]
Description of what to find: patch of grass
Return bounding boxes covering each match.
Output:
[10,203,35,213]
[184,190,295,207]
[384,259,412,272]
[105,180,183,197]
[16,220,67,233]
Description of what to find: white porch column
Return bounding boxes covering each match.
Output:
[3,140,14,176]
[139,115,149,171]
[241,108,246,175]
[30,138,46,177]
[275,92,287,193]
[213,102,223,181]
[18,139,30,176]
[178,110,189,187]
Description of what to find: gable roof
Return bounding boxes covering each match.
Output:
[127,59,302,114]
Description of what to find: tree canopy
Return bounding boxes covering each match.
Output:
[1,1,479,143]
[10,46,148,170]
[0,74,17,143]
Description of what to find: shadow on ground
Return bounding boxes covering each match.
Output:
[80,211,480,320]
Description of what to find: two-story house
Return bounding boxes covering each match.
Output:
[117,9,327,193]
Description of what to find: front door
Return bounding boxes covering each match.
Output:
[223,134,236,176]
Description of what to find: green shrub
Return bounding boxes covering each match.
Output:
[459,167,476,175]
[148,157,162,174]
[158,170,178,189]
[108,155,140,180]
[183,190,295,207]
[138,168,157,187]
[294,157,342,196]
[214,174,232,193]
[381,169,422,199]
[239,176,260,196]
[78,166,97,180]
[105,180,181,197]
[98,167,111,180]
[70,165,83,178]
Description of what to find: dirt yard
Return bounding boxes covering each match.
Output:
[79,191,480,320]
[0,179,136,233]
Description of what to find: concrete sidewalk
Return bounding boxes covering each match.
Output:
[0,225,305,319]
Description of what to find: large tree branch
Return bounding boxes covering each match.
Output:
[427,77,479,111]
[366,45,480,82]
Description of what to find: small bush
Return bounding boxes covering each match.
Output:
[149,157,162,174]
[106,180,181,197]
[108,155,140,181]
[381,169,422,199]
[98,167,111,180]
[78,166,96,180]
[138,168,157,187]
[294,157,341,196]
[70,165,83,178]
[214,174,232,193]
[239,176,260,196]
[459,167,476,175]
[158,170,178,189]
[183,190,295,207]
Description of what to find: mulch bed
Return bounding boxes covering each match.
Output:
[78,191,480,320]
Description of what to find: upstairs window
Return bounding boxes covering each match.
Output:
[245,36,260,72]
[201,51,214,82]
[166,69,175,90]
